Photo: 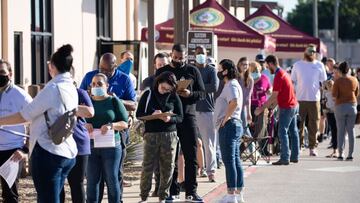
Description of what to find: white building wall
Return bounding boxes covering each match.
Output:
[6,0,31,85]
[53,0,97,84]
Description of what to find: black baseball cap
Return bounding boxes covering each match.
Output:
[255,54,265,62]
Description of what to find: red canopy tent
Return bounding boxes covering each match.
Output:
[141,0,276,58]
[244,5,327,58]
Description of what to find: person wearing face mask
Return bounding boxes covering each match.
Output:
[214,59,245,203]
[85,73,129,203]
[0,59,32,203]
[136,71,183,203]
[0,44,79,202]
[80,53,136,200]
[156,44,205,203]
[194,46,219,182]
[118,50,137,89]
[249,62,272,155]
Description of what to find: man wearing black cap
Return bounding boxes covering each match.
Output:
[256,54,274,84]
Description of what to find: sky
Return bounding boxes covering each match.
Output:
[260,0,299,18]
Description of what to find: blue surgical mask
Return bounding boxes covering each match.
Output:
[251,72,261,80]
[91,87,106,96]
[195,54,206,65]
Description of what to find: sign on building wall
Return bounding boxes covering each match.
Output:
[187,31,215,65]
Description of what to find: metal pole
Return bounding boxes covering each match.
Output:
[148,0,155,75]
[184,0,190,44]
[313,0,318,37]
[223,0,230,10]
[244,0,251,18]
[193,0,200,8]
[174,0,183,44]
[334,0,340,60]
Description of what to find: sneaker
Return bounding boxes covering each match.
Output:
[317,134,323,143]
[165,195,181,203]
[272,160,289,165]
[337,156,344,161]
[345,157,353,161]
[123,180,133,187]
[221,194,237,203]
[208,174,216,182]
[185,193,204,202]
[200,170,208,178]
[236,193,245,203]
[309,149,318,156]
[290,159,299,163]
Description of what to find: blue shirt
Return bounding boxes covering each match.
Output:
[73,89,92,155]
[80,69,136,101]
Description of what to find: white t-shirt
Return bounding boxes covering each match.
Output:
[214,79,243,130]
[291,60,327,101]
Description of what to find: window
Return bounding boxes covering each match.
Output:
[14,32,23,85]
[31,0,52,84]
[96,0,112,60]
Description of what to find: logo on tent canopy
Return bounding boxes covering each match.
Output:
[190,8,225,27]
[247,16,280,34]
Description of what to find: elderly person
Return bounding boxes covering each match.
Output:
[0,44,78,203]
[333,62,359,161]
[214,59,245,203]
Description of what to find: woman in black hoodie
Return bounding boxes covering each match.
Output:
[136,71,183,202]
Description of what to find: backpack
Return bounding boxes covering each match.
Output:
[44,85,77,145]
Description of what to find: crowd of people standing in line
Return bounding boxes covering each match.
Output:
[0,42,358,203]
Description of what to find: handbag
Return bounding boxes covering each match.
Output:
[44,86,77,145]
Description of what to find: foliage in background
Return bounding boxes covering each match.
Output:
[287,0,360,40]
[124,119,144,166]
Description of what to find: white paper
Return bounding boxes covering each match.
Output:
[93,129,115,148]
[0,155,19,188]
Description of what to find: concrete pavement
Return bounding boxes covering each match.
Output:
[122,126,360,203]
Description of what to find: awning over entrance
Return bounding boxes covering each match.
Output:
[141,0,275,52]
[244,5,327,55]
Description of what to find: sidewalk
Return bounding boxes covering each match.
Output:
[122,162,255,203]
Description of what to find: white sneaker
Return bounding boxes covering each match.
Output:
[236,193,245,203]
[221,194,237,203]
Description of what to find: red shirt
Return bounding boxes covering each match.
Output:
[273,68,297,108]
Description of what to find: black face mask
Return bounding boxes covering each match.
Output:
[217,70,226,81]
[172,60,184,68]
[0,75,10,87]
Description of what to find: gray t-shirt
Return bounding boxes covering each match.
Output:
[238,77,254,107]
[214,79,243,129]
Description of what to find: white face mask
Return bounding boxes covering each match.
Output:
[195,54,206,64]
[91,87,106,96]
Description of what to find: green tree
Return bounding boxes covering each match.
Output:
[287,0,360,40]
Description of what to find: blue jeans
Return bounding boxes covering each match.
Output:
[218,118,244,191]
[334,103,357,157]
[278,107,300,161]
[31,143,75,203]
[87,144,122,203]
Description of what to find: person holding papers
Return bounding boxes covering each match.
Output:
[0,59,32,203]
[136,71,183,203]
[85,73,128,203]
